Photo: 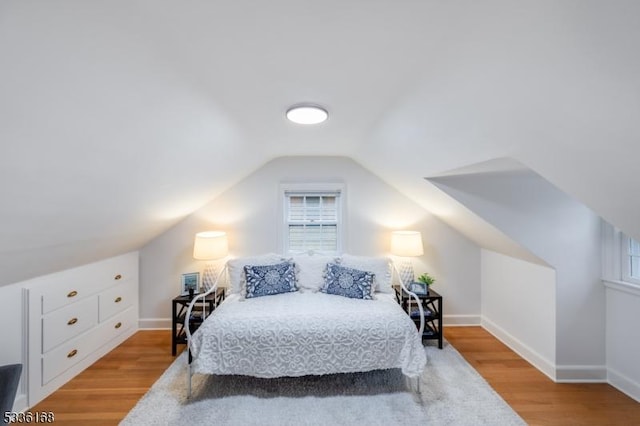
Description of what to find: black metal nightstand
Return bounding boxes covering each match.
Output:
[171,288,225,356]
[395,286,443,349]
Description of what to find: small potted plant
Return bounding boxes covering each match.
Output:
[408,273,435,295]
[416,273,435,293]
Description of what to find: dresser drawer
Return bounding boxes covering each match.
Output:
[42,325,104,385]
[99,280,136,322]
[41,254,137,315]
[97,306,137,343]
[41,306,137,385]
[41,277,102,316]
[42,296,98,353]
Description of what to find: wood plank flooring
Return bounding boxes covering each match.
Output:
[29,330,176,425]
[444,327,640,426]
[29,328,640,425]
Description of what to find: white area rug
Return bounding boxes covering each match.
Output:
[121,342,525,426]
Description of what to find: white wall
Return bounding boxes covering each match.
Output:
[601,222,640,401]
[430,167,604,380]
[139,156,481,326]
[605,282,640,402]
[481,249,556,379]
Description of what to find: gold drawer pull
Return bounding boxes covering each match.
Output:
[115,322,122,329]
[67,290,78,298]
[114,274,122,280]
[114,296,122,303]
[67,318,78,326]
[67,349,78,358]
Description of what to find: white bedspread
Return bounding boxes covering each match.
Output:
[191,291,426,378]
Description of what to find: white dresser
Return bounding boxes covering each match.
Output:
[23,252,139,406]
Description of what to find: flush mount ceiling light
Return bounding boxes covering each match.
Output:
[286,104,328,125]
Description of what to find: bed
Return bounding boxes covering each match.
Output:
[186,253,427,396]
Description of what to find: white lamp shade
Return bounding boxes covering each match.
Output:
[390,231,424,257]
[193,231,229,260]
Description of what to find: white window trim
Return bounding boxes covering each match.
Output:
[621,234,640,285]
[278,182,346,255]
[602,279,640,298]
[601,224,640,293]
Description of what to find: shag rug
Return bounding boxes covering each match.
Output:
[121,342,525,426]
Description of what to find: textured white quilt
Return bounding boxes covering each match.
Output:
[191,291,426,378]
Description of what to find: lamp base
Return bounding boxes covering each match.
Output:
[396,258,415,287]
[202,262,217,292]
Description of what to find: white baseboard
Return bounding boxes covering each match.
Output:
[12,393,27,413]
[139,313,635,400]
[443,314,481,326]
[555,365,607,383]
[607,367,640,402]
[139,318,171,329]
[481,316,557,381]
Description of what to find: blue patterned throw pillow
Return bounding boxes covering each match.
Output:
[321,263,374,300]
[244,261,298,299]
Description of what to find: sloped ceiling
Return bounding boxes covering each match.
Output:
[1,0,639,287]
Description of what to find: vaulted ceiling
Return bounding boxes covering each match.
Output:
[1,0,639,287]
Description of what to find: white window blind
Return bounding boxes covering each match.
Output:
[284,191,341,254]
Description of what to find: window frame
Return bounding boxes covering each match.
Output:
[279,183,345,255]
[622,234,640,285]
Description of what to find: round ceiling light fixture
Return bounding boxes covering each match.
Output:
[286,104,328,125]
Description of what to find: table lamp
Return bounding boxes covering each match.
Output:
[390,230,424,286]
[193,231,229,292]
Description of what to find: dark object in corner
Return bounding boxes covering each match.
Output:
[0,363,22,424]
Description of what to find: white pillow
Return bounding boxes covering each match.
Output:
[226,253,283,294]
[338,254,393,293]
[292,254,335,292]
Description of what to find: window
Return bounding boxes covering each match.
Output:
[602,225,640,286]
[624,235,640,284]
[282,187,342,254]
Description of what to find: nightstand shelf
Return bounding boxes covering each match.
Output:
[395,286,443,349]
[171,288,225,356]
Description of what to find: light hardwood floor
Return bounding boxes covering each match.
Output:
[29,328,640,425]
[444,327,640,426]
[30,330,176,425]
